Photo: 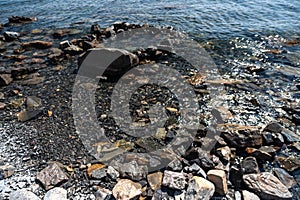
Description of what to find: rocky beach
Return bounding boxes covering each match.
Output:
[0,4,300,200]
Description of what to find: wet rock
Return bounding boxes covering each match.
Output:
[63,45,83,56]
[3,31,20,41]
[21,40,53,50]
[147,172,163,191]
[48,48,64,63]
[0,74,13,86]
[167,158,182,171]
[263,122,283,133]
[242,157,259,174]
[221,128,262,148]
[80,48,139,81]
[9,189,41,200]
[162,170,187,190]
[281,128,300,143]
[277,156,300,172]
[186,176,215,200]
[112,179,142,200]
[36,162,69,190]
[243,172,293,200]
[242,190,260,200]
[274,168,296,189]
[207,169,228,196]
[44,187,68,200]
[95,187,112,200]
[118,160,148,181]
[17,109,42,122]
[8,16,37,24]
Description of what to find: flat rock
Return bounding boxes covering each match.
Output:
[243,172,293,200]
[263,122,283,133]
[274,168,296,189]
[242,190,260,200]
[0,74,13,86]
[26,96,42,109]
[186,176,215,200]
[147,172,163,190]
[0,102,5,109]
[221,128,262,148]
[44,187,68,200]
[277,156,300,172]
[9,16,37,23]
[9,189,41,200]
[207,169,228,196]
[118,160,148,181]
[17,109,42,122]
[36,162,69,190]
[162,170,187,190]
[112,179,142,200]
[21,40,53,49]
[63,45,83,55]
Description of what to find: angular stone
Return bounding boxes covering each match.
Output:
[242,157,259,174]
[44,187,67,200]
[91,168,107,180]
[17,109,42,122]
[207,169,228,195]
[0,165,15,179]
[274,168,296,188]
[243,172,293,200]
[0,74,13,86]
[36,162,69,190]
[118,160,147,181]
[87,163,105,177]
[21,40,53,49]
[281,128,300,143]
[63,45,83,55]
[264,122,283,133]
[216,146,231,162]
[242,190,260,200]
[246,147,273,162]
[95,187,112,200]
[147,172,163,191]
[3,31,20,41]
[167,158,182,171]
[186,176,215,200]
[26,96,42,109]
[79,48,139,81]
[221,129,262,148]
[112,179,142,200]
[277,156,300,172]
[151,188,174,200]
[9,189,41,200]
[162,170,187,190]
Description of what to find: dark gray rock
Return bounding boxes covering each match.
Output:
[263,122,283,133]
[0,74,13,86]
[242,157,259,174]
[167,158,182,171]
[274,168,296,189]
[91,168,107,180]
[152,188,174,200]
[118,160,147,181]
[3,31,20,41]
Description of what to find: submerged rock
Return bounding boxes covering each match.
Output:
[8,16,37,24]
[0,74,13,86]
[3,31,20,41]
[21,40,53,50]
[243,172,293,200]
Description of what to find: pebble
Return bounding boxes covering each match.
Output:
[162,170,187,190]
[242,190,260,200]
[3,31,20,41]
[44,187,68,200]
[36,162,69,190]
[263,122,283,133]
[147,172,163,191]
[118,161,147,181]
[17,109,42,122]
[112,179,142,200]
[9,189,41,200]
[207,169,228,196]
[186,176,215,200]
[167,158,183,171]
[0,74,13,86]
[21,40,53,50]
[243,172,293,200]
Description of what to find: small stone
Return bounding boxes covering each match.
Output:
[162,170,187,190]
[277,156,300,172]
[22,76,45,85]
[151,188,174,200]
[183,163,207,178]
[17,109,42,122]
[167,158,182,171]
[118,160,147,181]
[44,187,68,200]
[26,96,42,109]
[174,190,186,200]
[246,147,273,162]
[87,163,105,177]
[112,179,142,200]
[242,190,260,200]
[147,172,163,191]
[9,189,41,200]
[242,157,259,174]
[21,40,53,50]
[207,169,228,195]
[216,146,231,162]
[221,128,262,148]
[91,168,107,180]
[107,166,119,180]
[281,128,300,143]
[3,31,20,41]
[0,165,15,179]
[274,168,297,188]
[63,45,83,56]
[95,187,112,200]
[36,162,69,190]
[154,128,166,140]
[243,172,293,200]
[264,122,283,133]
[0,74,13,86]
[0,92,4,99]
[186,176,215,200]
[0,102,6,109]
